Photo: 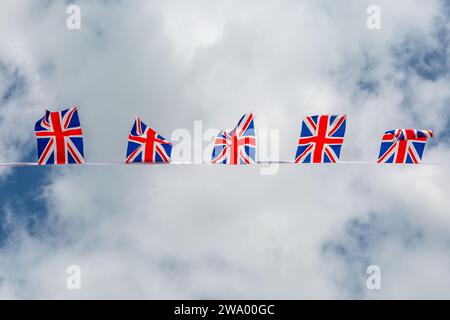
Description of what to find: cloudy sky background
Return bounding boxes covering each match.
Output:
[1,0,450,299]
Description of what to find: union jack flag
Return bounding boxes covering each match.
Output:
[35,107,84,165]
[377,129,433,164]
[211,113,256,165]
[126,117,172,163]
[295,114,346,163]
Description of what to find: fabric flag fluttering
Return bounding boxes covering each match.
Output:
[295,114,346,163]
[126,117,172,163]
[35,107,84,165]
[377,129,433,164]
[211,113,256,165]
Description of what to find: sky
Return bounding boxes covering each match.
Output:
[1,0,450,299]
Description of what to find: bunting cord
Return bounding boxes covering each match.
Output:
[0,161,449,167]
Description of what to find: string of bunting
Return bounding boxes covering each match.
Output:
[0,106,440,167]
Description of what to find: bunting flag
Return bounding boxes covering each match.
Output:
[34,107,84,165]
[211,113,256,164]
[377,129,433,164]
[126,117,172,163]
[295,114,346,163]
